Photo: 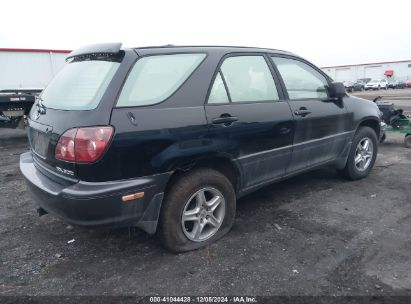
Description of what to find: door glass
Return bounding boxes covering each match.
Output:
[272,57,329,99]
[208,72,229,103]
[220,56,279,103]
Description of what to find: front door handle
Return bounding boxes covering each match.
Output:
[294,108,312,117]
[212,116,238,125]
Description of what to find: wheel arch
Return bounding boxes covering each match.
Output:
[357,117,381,138]
[164,155,242,195]
[335,117,380,170]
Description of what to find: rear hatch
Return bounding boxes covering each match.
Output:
[27,49,125,180]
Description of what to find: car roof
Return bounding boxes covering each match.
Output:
[132,45,296,57]
[67,43,299,60]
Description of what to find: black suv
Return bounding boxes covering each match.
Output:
[20,43,381,252]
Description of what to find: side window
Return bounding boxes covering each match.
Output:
[208,55,279,103]
[117,53,206,107]
[208,72,229,103]
[271,57,329,100]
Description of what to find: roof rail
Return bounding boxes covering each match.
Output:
[132,45,291,53]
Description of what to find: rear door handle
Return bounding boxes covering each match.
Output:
[212,116,238,125]
[294,109,311,117]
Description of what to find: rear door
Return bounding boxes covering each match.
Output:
[204,54,294,189]
[270,56,350,174]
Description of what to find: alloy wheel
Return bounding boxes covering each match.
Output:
[181,187,226,242]
[354,137,374,171]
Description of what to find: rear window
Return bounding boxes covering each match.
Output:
[40,60,120,110]
[116,53,206,107]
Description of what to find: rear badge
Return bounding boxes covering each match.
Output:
[56,167,74,176]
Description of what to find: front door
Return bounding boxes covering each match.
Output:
[204,54,294,189]
[270,56,350,174]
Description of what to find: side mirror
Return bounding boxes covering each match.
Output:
[329,82,346,98]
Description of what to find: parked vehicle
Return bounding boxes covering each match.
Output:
[387,80,398,89]
[387,80,406,89]
[358,78,371,85]
[365,79,388,90]
[343,81,354,92]
[352,80,366,92]
[405,80,411,88]
[20,43,381,252]
[0,89,41,128]
[396,80,406,89]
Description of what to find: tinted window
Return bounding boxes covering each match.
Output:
[41,60,120,110]
[117,53,206,107]
[208,72,229,103]
[272,57,329,99]
[219,56,279,103]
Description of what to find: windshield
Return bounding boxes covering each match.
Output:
[369,79,379,83]
[40,60,120,110]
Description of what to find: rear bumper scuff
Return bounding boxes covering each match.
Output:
[20,151,171,234]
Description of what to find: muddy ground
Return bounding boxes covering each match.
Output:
[0,130,410,297]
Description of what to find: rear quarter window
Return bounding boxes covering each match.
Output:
[117,53,206,107]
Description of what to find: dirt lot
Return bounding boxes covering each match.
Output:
[1,99,411,296]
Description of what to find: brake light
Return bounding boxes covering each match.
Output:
[55,126,114,163]
[55,128,76,161]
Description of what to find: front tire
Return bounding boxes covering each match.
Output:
[157,168,236,252]
[341,126,378,180]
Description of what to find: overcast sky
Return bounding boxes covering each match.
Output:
[1,0,410,67]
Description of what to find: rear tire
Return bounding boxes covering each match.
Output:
[157,168,236,253]
[341,126,378,180]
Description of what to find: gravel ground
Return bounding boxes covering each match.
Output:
[0,130,410,297]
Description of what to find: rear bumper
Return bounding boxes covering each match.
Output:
[19,152,171,234]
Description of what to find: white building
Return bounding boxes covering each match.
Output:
[0,48,69,90]
[321,60,411,83]
[2,49,410,89]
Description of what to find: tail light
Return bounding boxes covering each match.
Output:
[55,128,77,161]
[55,126,114,163]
